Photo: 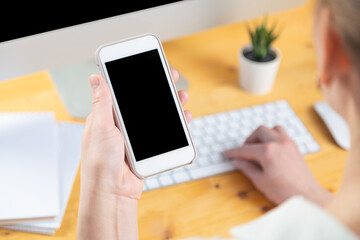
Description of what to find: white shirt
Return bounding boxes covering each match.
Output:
[185,197,359,240]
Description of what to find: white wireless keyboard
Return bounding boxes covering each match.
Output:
[143,100,320,192]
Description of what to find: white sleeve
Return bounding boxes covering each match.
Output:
[229,197,358,240]
[183,197,358,240]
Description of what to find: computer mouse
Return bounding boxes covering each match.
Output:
[314,101,350,150]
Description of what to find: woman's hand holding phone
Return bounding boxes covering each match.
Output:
[77,70,190,240]
[81,69,190,200]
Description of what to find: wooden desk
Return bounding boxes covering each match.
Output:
[0,0,347,239]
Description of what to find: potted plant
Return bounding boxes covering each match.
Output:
[239,19,281,95]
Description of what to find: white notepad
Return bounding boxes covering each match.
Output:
[0,113,59,224]
[2,122,85,235]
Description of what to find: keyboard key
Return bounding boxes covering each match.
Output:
[205,115,217,125]
[295,122,308,134]
[276,100,290,110]
[253,116,263,125]
[215,133,228,143]
[253,105,265,115]
[172,166,186,173]
[186,162,200,171]
[190,128,203,138]
[190,118,204,128]
[192,158,201,167]
[307,142,321,153]
[229,110,241,120]
[146,177,161,190]
[223,140,237,150]
[240,118,251,127]
[298,144,308,155]
[210,153,224,163]
[296,133,314,145]
[197,147,210,157]
[203,136,214,145]
[159,175,174,187]
[189,162,236,180]
[241,107,252,117]
[211,144,223,153]
[216,113,228,123]
[229,121,240,130]
[264,102,276,112]
[173,172,191,183]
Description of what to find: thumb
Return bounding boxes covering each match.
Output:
[233,159,262,182]
[88,74,114,125]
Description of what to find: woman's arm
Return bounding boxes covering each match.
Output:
[78,185,139,240]
[77,72,189,240]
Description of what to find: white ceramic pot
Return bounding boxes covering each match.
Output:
[239,45,281,95]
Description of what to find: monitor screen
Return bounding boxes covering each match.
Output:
[1,1,183,43]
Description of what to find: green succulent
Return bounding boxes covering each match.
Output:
[247,19,279,60]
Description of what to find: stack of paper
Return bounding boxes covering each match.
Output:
[0,112,84,235]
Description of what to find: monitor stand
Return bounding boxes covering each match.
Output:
[50,60,189,120]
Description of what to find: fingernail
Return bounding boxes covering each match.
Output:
[183,91,189,100]
[89,75,100,90]
[172,69,179,78]
[187,111,192,123]
[188,111,192,119]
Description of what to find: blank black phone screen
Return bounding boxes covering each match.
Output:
[105,49,188,161]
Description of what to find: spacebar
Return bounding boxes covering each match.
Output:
[189,162,236,180]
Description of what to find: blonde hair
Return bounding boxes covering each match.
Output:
[318,0,360,75]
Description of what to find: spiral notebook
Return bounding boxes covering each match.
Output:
[0,113,85,235]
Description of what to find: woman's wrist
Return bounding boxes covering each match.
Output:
[305,184,334,207]
[77,183,139,240]
[80,164,143,200]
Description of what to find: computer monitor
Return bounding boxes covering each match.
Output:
[0,0,305,118]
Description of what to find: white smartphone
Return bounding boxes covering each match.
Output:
[95,34,197,179]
